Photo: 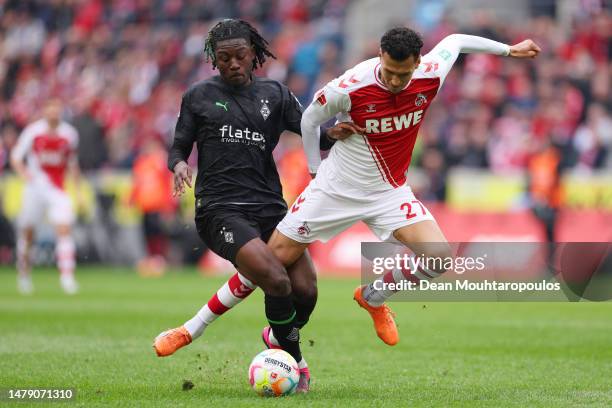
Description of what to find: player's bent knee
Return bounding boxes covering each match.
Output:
[236,238,291,296]
[263,268,292,297]
[292,281,317,304]
[242,264,292,297]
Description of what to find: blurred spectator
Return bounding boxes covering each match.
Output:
[276,134,312,204]
[130,137,175,273]
[71,96,107,171]
[3,9,46,59]
[573,103,612,170]
[420,147,447,201]
[0,1,608,206]
[0,133,14,263]
[527,137,564,242]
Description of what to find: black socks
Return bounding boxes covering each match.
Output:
[265,294,302,363]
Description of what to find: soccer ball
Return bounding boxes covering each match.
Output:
[248,349,299,397]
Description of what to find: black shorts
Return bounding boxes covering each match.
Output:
[195,208,285,265]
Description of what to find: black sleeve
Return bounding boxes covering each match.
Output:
[281,85,335,151]
[319,126,336,151]
[168,92,197,171]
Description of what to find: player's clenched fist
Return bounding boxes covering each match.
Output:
[172,161,193,197]
[509,39,541,58]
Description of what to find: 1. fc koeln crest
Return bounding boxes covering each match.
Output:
[415,93,427,107]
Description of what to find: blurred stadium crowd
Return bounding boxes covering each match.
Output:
[0,0,609,266]
[0,1,609,174]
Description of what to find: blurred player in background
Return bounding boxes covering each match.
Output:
[10,98,80,295]
[153,19,356,392]
[131,136,175,276]
[269,28,541,345]
[527,137,563,244]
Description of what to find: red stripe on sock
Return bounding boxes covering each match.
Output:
[400,267,420,284]
[208,293,230,315]
[382,270,402,292]
[228,273,254,299]
[383,270,395,285]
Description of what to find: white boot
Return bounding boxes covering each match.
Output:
[60,275,79,295]
[18,275,34,295]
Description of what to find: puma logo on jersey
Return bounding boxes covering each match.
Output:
[215,101,229,111]
[364,110,424,134]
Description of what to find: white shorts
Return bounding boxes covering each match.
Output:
[18,180,74,228]
[277,160,435,243]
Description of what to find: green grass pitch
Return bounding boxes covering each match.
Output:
[1,266,611,407]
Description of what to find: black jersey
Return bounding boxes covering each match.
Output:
[168,76,332,217]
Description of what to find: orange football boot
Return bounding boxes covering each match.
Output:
[153,326,192,357]
[353,286,399,345]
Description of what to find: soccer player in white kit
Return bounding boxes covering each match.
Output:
[10,99,80,295]
[268,28,541,345]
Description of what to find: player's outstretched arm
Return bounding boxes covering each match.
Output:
[508,39,541,58]
[426,34,541,83]
[429,34,510,66]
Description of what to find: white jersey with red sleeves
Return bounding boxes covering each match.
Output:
[11,119,78,190]
[301,34,509,191]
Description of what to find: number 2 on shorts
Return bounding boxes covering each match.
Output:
[400,200,426,220]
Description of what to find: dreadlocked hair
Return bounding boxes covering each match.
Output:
[204,19,276,70]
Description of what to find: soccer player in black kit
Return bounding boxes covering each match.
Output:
[153,19,361,392]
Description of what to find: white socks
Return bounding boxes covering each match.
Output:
[363,262,443,307]
[56,236,76,277]
[184,272,256,339]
